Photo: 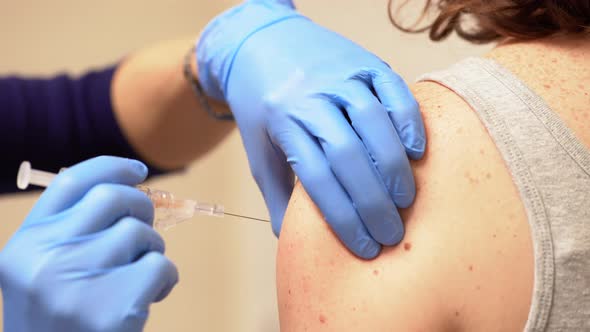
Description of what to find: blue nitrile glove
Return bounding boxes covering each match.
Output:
[0,156,178,332]
[197,1,425,259]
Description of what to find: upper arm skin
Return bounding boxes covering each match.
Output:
[276,82,534,332]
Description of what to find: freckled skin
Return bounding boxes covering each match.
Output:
[488,36,590,150]
[464,171,480,184]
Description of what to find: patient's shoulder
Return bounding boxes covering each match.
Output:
[276,81,534,332]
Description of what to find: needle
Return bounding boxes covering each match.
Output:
[224,212,270,223]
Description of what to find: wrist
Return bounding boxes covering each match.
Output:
[183,46,233,120]
[249,0,295,9]
[196,1,303,101]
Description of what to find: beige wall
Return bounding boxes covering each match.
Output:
[0,1,490,331]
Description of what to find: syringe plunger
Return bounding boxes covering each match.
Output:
[17,161,55,190]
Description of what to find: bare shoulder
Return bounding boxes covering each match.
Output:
[276,80,534,331]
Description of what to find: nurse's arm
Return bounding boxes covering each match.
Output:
[111,37,234,171]
[0,38,232,193]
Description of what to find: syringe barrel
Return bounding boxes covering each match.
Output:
[16,163,225,230]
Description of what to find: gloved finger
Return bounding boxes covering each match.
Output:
[241,130,294,236]
[268,114,381,259]
[329,80,416,208]
[301,98,405,247]
[61,184,153,236]
[371,69,426,160]
[26,156,148,223]
[52,217,165,270]
[123,252,179,308]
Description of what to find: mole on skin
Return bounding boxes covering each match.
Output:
[403,242,412,251]
[319,314,327,324]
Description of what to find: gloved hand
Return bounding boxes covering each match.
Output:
[197,1,425,258]
[0,156,178,332]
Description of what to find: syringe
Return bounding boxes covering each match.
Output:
[17,161,269,230]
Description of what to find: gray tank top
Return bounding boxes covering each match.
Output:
[420,58,590,331]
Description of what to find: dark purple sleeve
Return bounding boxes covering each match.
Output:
[0,65,164,194]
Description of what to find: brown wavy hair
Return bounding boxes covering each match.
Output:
[389,0,590,43]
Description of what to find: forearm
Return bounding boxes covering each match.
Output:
[111,38,235,171]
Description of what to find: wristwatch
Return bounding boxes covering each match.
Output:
[183,46,234,120]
